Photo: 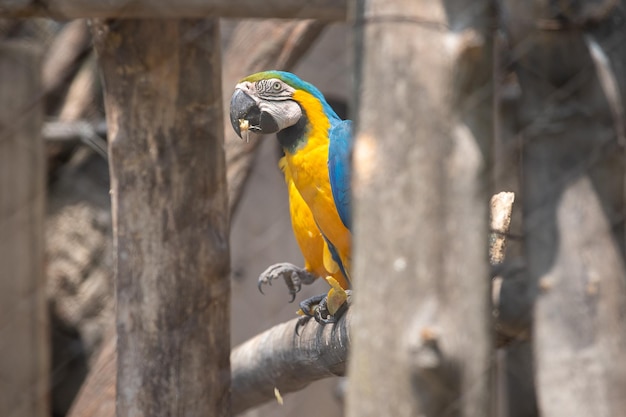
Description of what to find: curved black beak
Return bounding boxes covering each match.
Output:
[230,89,259,138]
[229,89,279,138]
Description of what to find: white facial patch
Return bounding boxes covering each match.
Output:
[260,100,302,130]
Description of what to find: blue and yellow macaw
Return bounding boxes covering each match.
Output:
[229,71,352,323]
[279,156,348,288]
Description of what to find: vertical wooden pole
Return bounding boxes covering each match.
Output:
[68,20,325,417]
[348,0,493,416]
[92,19,230,417]
[0,41,48,417]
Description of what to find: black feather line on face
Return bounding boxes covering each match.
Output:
[259,110,279,133]
[277,107,308,154]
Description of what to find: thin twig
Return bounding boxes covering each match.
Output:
[43,120,108,160]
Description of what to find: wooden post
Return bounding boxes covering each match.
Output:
[0,41,48,417]
[68,19,325,417]
[0,0,345,20]
[501,2,626,416]
[348,0,493,416]
[92,19,230,417]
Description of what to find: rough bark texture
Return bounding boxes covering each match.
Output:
[0,41,48,417]
[92,19,230,417]
[347,1,493,416]
[501,1,626,416]
[0,0,345,20]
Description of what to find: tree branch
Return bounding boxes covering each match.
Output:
[231,310,350,414]
[42,19,91,98]
[0,0,346,20]
[43,120,108,159]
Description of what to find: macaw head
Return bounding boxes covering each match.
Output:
[229,71,334,140]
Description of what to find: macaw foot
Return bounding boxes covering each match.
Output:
[298,294,326,317]
[258,262,319,303]
[297,277,350,325]
[295,294,327,334]
[314,295,349,324]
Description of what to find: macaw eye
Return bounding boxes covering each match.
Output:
[273,81,282,91]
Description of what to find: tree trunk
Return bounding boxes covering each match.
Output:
[347,0,493,416]
[501,1,626,416]
[92,19,230,417]
[0,41,48,417]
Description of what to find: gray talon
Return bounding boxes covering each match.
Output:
[257,262,319,303]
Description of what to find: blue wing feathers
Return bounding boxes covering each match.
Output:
[328,119,353,231]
